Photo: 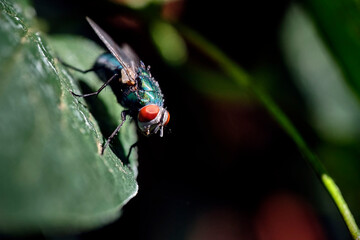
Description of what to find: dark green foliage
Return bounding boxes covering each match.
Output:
[0,0,138,234]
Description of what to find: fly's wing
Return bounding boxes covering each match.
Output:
[119,44,140,74]
[86,17,139,81]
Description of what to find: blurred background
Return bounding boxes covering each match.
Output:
[11,0,360,239]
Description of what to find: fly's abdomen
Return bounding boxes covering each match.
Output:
[94,53,128,105]
[94,53,122,82]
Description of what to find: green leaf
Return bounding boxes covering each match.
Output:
[150,20,187,66]
[281,5,360,143]
[303,0,360,100]
[0,0,138,234]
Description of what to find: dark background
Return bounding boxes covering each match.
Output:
[17,0,354,239]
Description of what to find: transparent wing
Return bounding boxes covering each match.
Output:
[86,17,139,81]
[119,44,140,70]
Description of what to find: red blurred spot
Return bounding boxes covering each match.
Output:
[254,193,327,240]
[162,0,185,21]
[187,208,252,240]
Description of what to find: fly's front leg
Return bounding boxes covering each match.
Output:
[71,73,119,98]
[101,110,130,155]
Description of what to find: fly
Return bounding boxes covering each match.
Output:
[63,17,170,155]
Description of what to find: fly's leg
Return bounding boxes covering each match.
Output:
[71,73,118,98]
[126,141,139,162]
[58,58,117,98]
[101,110,129,155]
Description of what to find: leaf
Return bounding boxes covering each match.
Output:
[0,0,138,234]
[303,0,360,100]
[150,20,187,66]
[281,4,360,143]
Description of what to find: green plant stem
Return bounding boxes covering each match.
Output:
[179,25,360,239]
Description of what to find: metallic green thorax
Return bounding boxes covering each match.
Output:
[137,68,164,106]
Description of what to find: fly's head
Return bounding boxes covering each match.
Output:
[137,104,170,137]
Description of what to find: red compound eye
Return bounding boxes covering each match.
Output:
[164,111,170,126]
[138,105,160,122]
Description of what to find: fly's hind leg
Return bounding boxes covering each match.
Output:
[58,58,117,98]
[70,73,119,98]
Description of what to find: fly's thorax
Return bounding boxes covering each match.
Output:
[137,104,170,137]
[136,68,164,106]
